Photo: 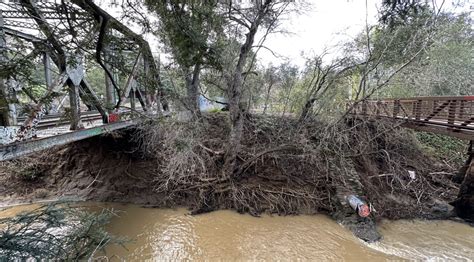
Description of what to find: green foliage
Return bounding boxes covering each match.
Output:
[0,202,123,260]
[85,63,107,98]
[145,0,224,69]
[372,9,432,67]
[415,132,466,166]
[378,12,473,98]
[380,0,430,28]
[208,108,222,113]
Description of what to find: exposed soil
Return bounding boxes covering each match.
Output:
[0,132,163,206]
[0,114,467,242]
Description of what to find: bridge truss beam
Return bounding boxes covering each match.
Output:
[0,0,166,145]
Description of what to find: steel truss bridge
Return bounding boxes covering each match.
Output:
[0,0,167,160]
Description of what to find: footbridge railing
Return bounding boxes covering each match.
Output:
[348,96,474,140]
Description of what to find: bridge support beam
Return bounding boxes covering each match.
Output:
[130,88,136,110]
[81,79,108,124]
[143,58,152,110]
[43,53,52,114]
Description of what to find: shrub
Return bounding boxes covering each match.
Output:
[415,132,466,167]
[0,202,124,260]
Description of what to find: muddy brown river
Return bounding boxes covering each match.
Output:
[1,203,474,260]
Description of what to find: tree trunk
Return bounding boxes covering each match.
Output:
[186,63,201,119]
[0,80,17,126]
[104,61,115,113]
[299,98,316,122]
[223,24,261,178]
[68,81,82,130]
[281,84,294,117]
[453,141,474,221]
[0,9,16,126]
[454,141,473,183]
[262,82,273,115]
[0,80,12,126]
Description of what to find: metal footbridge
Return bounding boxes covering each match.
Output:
[347,96,474,140]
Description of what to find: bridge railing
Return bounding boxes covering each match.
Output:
[347,96,474,132]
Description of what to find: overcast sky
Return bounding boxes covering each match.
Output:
[256,0,379,66]
[254,0,470,66]
[99,0,471,68]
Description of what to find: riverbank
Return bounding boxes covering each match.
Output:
[0,114,467,241]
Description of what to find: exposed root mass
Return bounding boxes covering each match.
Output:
[0,114,465,240]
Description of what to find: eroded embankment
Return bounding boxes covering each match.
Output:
[0,114,465,241]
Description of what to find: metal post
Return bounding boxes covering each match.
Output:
[130,88,136,110]
[143,57,151,109]
[447,100,457,129]
[113,67,119,102]
[68,82,82,130]
[460,100,466,120]
[375,101,381,118]
[43,53,52,114]
[432,100,438,114]
[43,53,52,89]
[393,100,400,118]
[414,100,422,121]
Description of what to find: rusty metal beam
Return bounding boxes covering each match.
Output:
[0,119,141,161]
[349,96,474,140]
[119,52,141,105]
[80,79,108,123]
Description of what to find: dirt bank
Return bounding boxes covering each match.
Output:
[0,114,466,241]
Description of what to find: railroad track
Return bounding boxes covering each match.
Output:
[17,109,143,129]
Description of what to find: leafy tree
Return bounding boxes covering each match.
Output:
[144,0,225,118]
[380,0,430,28]
[221,0,297,177]
[377,12,473,97]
